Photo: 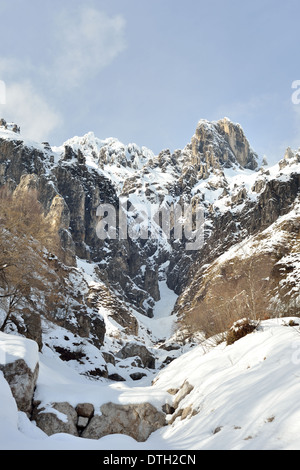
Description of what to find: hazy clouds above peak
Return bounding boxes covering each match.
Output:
[52,6,127,87]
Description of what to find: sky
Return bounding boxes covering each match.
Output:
[0,0,300,164]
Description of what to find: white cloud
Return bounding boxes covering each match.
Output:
[54,7,127,87]
[0,7,127,142]
[0,79,63,142]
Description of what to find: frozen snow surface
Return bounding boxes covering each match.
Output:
[1,318,300,450]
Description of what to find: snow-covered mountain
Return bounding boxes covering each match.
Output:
[0,116,300,450]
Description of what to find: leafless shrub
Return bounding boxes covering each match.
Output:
[179,252,274,340]
[226,318,260,346]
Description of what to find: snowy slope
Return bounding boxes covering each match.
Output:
[1,318,300,450]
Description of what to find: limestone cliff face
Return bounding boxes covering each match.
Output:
[190,118,258,174]
[52,161,117,261]
[218,118,258,169]
[0,138,47,186]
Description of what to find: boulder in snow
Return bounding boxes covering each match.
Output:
[32,402,79,437]
[0,333,39,415]
[75,402,94,419]
[81,402,166,442]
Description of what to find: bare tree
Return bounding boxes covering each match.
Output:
[0,185,61,331]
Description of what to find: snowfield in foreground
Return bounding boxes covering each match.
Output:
[1,317,300,450]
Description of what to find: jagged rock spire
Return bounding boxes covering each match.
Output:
[190,117,258,171]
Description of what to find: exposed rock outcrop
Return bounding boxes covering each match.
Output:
[0,333,39,415]
[116,343,156,369]
[32,398,166,442]
[81,402,166,442]
[167,381,196,425]
[32,402,79,437]
[191,118,258,171]
[0,359,39,416]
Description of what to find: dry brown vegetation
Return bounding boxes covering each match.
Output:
[226,318,260,346]
[0,185,60,254]
[0,185,61,331]
[179,252,276,341]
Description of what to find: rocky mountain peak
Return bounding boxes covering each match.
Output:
[59,132,155,171]
[190,117,258,174]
